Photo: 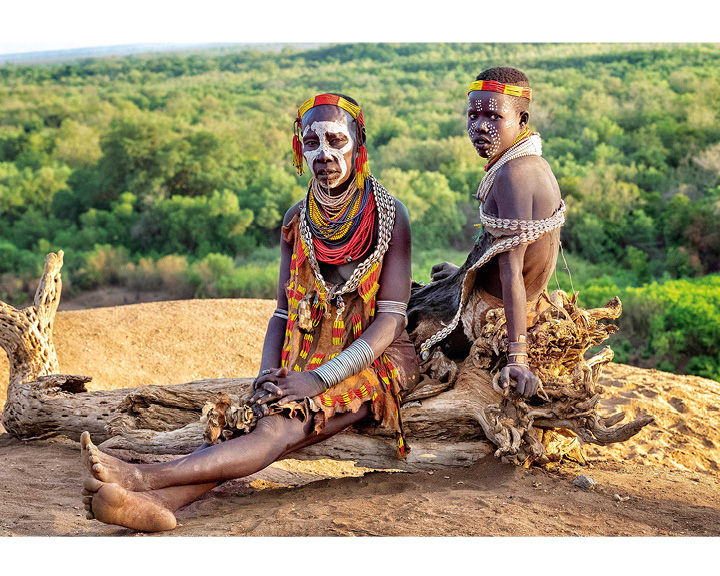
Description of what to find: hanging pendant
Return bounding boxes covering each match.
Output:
[332,296,345,346]
[298,292,314,332]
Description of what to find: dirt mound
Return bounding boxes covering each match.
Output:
[0,298,274,408]
[589,363,720,473]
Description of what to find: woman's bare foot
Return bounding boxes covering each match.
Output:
[80,431,148,491]
[81,477,177,532]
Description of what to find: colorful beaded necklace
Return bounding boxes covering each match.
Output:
[306,178,376,264]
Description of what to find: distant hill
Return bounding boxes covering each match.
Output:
[0,42,322,65]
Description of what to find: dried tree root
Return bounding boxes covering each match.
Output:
[418,290,653,466]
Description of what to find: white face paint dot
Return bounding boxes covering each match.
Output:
[467,95,518,158]
[487,124,500,157]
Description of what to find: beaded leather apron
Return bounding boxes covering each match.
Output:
[273,213,417,458]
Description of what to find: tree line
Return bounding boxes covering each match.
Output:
[1,42,719,380]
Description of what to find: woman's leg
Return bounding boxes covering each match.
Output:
[80,436,220,531]
[80,404,372,531]
[80,478,216,532]
[81,404,372,492]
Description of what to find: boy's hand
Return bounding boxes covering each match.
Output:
[430,261,459,281]
[499,364,540,398]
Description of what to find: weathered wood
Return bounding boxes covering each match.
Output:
[0,251,63,387]
[1,251,652,470]
[2,373,255,444]
[4,370,495,469]
[100,423,492,471]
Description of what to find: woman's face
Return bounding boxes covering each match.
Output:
[301,105,356,189]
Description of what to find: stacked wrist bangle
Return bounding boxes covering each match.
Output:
[313,339,375,390]
[507,336,528,366]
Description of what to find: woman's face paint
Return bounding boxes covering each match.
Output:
[467,91,526,160]
[301,107,356,189]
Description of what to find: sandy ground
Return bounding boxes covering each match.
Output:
[1,297,719,536]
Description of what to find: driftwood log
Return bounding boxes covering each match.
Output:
[1,251,652,471]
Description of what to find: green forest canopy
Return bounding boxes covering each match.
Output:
[1,43,719,380]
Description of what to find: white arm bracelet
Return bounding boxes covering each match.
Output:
[313,339,375,389]
[376,300,408,317]
[272,308,289,321]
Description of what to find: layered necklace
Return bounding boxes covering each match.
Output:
[306,178,377,265]
[476,130,542,202]
[300,175,395,302]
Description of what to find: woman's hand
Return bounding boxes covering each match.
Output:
[499,364,540,398]
[250,367,286,416]
[430,261,459,281]
[250,368,327,416]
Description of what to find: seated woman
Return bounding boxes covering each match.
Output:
[79,93,418,532]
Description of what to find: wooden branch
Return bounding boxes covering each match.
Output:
[1,366,497,470]
[2,374,254,443]
[1,251,653,470]
[0,251,63,388]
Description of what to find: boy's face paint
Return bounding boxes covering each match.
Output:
[301,106,356,189]
[467,91,526,160]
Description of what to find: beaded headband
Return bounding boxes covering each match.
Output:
[292,93,370,189]
[467,80,532,102]
[297,94,365,126]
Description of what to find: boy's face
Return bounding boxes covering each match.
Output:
[467,91,527,160]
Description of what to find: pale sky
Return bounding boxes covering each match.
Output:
[0,0,715,56]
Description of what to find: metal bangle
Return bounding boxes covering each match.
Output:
[508,342,527,352]
[376,300,408,317]
[313,339,375,389]
[272,308,289,321]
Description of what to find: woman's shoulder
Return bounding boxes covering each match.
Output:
[283,200,304,226]
[281,201,304,245]
[392,197,410,227]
